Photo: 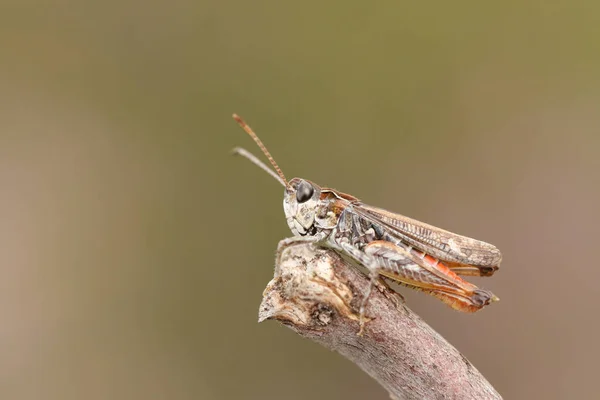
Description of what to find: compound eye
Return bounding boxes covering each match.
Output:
[296,181,314,203]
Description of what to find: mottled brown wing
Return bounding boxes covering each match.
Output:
[356,203,502,274]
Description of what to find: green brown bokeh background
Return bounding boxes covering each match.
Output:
[1,1,599,399]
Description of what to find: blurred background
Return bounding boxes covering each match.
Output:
[1,1,599,399]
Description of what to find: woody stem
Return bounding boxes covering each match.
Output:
[259,242,502,400]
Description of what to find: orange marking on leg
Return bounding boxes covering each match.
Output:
[421,254,470,284]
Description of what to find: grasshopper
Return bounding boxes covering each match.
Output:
[232,114,501,332]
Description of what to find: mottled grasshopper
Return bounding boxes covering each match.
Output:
[232,114,501,330]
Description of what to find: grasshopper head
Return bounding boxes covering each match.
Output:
[231,115,325,237]
[283,178,322,237]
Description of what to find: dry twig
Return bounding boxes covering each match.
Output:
[259,242,502,400]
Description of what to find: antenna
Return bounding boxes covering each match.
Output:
[232,114,288,186]
[231,147,286,187]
